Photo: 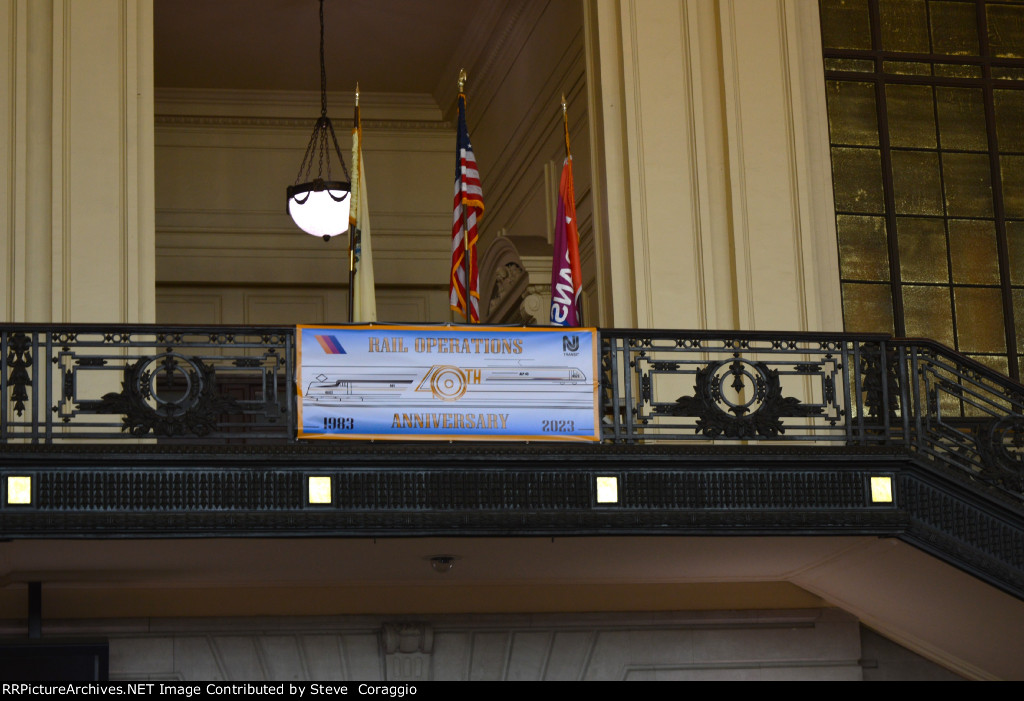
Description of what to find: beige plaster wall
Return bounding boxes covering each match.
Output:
[95,609,866,681]
[154,89,453,325]
[460,0,595,325]
[2,0,843,331]
[1,0,154,323]
[154,0,593,329]
[586,0,841,331]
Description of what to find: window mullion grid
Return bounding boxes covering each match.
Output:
[867,0,907,336]
[975,0,1020,379]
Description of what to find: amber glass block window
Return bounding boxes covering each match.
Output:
[821,0,1024,379]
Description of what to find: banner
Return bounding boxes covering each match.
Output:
[298,325,598,441]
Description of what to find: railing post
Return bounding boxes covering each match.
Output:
[842,339,855,444]
[0,331,6,444]
[288,329,298,443]
[908,344,922,454]
[880,339,891,439]
[603,332,622,443]
[39,332,46,445]
[897,342,911,447]
[622,336,636,443]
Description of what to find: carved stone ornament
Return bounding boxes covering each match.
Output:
[478,236,532,324]
[382,622,434,654]
[93,353,239,437]
[656,357,823,439]
[519,288,547,326]
[382,623,433,682]
[488,262,526,315]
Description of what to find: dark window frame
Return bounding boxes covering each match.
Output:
[822,0,1024,378]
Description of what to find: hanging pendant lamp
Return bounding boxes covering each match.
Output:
[287,0,351,241]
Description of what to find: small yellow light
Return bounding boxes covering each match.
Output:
[870,476,893,503]
[308,476,332,504]
[7,476,31,505]
[596,476,618,504]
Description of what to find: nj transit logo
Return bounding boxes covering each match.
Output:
[315,335,347,354]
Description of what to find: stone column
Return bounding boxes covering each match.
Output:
[1,0,155,323]
[584,0,841,332]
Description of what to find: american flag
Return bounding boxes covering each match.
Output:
[450,92,485,323]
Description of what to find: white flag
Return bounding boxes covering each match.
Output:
[350,102,377,322]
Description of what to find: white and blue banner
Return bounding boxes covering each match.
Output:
[297,325,599,441]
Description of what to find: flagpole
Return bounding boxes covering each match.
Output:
[562,94,582,328]
[347,231,357,323]
[562,93,571,160]
[462,204,472,324]
[458,69,474,324]
[346,84,358,323]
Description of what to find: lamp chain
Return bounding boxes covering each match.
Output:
[317,0,328,180]
[319,0,327,118]
[290,0,349,188]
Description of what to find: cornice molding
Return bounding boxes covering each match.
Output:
[154,87,449,131]
[434,0,552,119]
[156,87,442,116]
[155,114,451,132]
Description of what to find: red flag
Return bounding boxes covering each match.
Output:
[551,103,582,326]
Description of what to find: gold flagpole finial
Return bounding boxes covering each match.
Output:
[458,69,467,93]
[562,93,571,159]
[355,82,360,106]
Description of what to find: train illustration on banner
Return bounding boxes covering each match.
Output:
[303,363,590,408]
[297,325,599,441]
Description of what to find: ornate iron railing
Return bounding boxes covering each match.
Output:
[893,339,1024,496]
[1,325,293,442]
[600,329,890,444]
[604,329,1024,499]
[2,325,1022,500]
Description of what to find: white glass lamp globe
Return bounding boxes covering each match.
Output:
[287,181,351,241]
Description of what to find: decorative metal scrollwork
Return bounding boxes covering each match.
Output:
[656,357,823,439]
[93,353,239,437]
[860,342,900,421]
[651,361,680,371]
[977,415,1024,492]
[640,373,652,402]
[823,376,836,406]
[6,332,32,416]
